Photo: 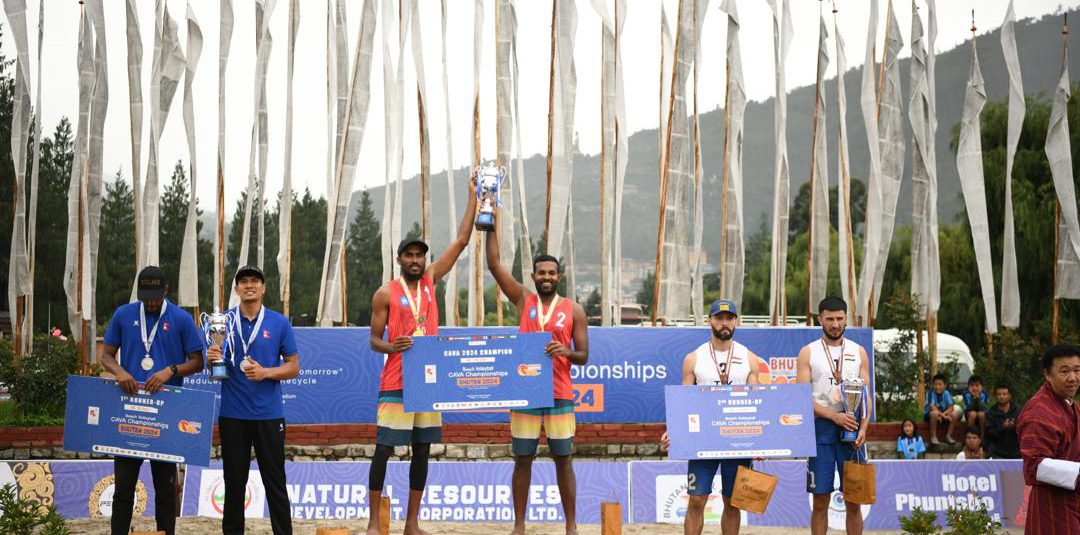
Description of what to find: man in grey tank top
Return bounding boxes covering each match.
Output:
[661,300,765,535]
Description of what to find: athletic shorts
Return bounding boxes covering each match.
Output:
[375,390,442,446]
[687,458,752,497]
[806,441,865,494]
[510,399,575,457]
[923,405,963,422]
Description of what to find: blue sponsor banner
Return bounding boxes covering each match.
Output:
[64,375,216,466]
[182,461,630,524]
[630,460,1024,529]
[0,460,159,519]
[664,384,816,459]
[403,332,553,412]
[184,326,874,424]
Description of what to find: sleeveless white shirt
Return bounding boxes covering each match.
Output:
[692,340,752,385]
[808,337,863,412]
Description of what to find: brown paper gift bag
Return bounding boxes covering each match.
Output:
[729,465,778,515]
[600,501,622,535]
[843,460,877,505]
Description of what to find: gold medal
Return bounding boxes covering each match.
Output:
[398,278,425,337]
[537,295,561,331]
[140,355,154,371]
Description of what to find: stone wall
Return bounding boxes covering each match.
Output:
[0,422,968,461]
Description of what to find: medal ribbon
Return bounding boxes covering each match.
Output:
[821,339,845,384]
[537,294,561,331]
[139,300,169,359]
[234,306,266,366]
[398,278,425,334]
[709,341,734,385]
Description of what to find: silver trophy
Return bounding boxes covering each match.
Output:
[840,377,865,443]
[474,163,506,231]
[201,310,232,381]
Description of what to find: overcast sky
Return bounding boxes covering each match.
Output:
[2,0,1077,218]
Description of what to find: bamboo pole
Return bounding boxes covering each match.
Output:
[717,56,731,308]
[805,3,825,326]
[1054,202,1061,345]
[544,0,557,252]
[340,248,348,325]
[652,0,684,326]
[13,296,24,360]
[916,320,925,408]
[217,158,226,311]
[77,154,88,374]
[835,2,858,322]
[599,18,609,326]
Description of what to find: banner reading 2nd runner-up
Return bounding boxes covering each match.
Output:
[402,332,553,412]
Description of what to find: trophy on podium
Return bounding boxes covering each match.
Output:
[474,163,506,232]
[840,378,865,443]
[201,310,233,381]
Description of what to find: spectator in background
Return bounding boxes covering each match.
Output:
[963,430,989,458]
[963,375,990,436]
[896,419,926,460]
[985,384,1021,459]
[925,374,961,445]
[956,428,986,459]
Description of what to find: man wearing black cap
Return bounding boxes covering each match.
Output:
[366,176,476,535]
[659,299,765,535]
[100,266,205,535]
[206,265,299,535]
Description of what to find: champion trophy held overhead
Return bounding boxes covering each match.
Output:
[474,162,506,232]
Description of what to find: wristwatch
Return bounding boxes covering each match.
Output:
[169,364,178,377]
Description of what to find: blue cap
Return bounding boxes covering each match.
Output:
[708,299,738,317]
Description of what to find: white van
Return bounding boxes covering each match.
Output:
[873,328,976,390]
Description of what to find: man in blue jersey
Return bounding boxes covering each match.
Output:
[206,266,300,535]
[100,266,206,535]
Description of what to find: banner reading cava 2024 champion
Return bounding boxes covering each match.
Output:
[402,333,554,412]
[183,327,874,424]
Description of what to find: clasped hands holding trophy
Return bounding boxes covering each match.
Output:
[838,377,866,444]
[203,310,269,382]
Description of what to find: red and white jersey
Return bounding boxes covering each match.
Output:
[519,293,575,400]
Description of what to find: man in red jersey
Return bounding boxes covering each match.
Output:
[366,176,476,535]
[485,211,589,535]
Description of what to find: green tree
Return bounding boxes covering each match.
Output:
[283,190,326,325]
[635,270,655,318]
[346,191,382,325]
[583,288,601,317]
[788,178,867,239]
[96,171,135,320]
[159,162,189,293]
[0,25,17,316]
[31,120,74,334]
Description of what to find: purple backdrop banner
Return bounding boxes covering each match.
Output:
[183,326,875,424]
[182,461,630,523]
[630,459,1024,529]
[0,460,158,519]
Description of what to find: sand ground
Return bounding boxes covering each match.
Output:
[66,517,1026,534]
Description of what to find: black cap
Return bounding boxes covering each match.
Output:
[137,266,168,301]
[234,265,265,284]
[397,238,429,256]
